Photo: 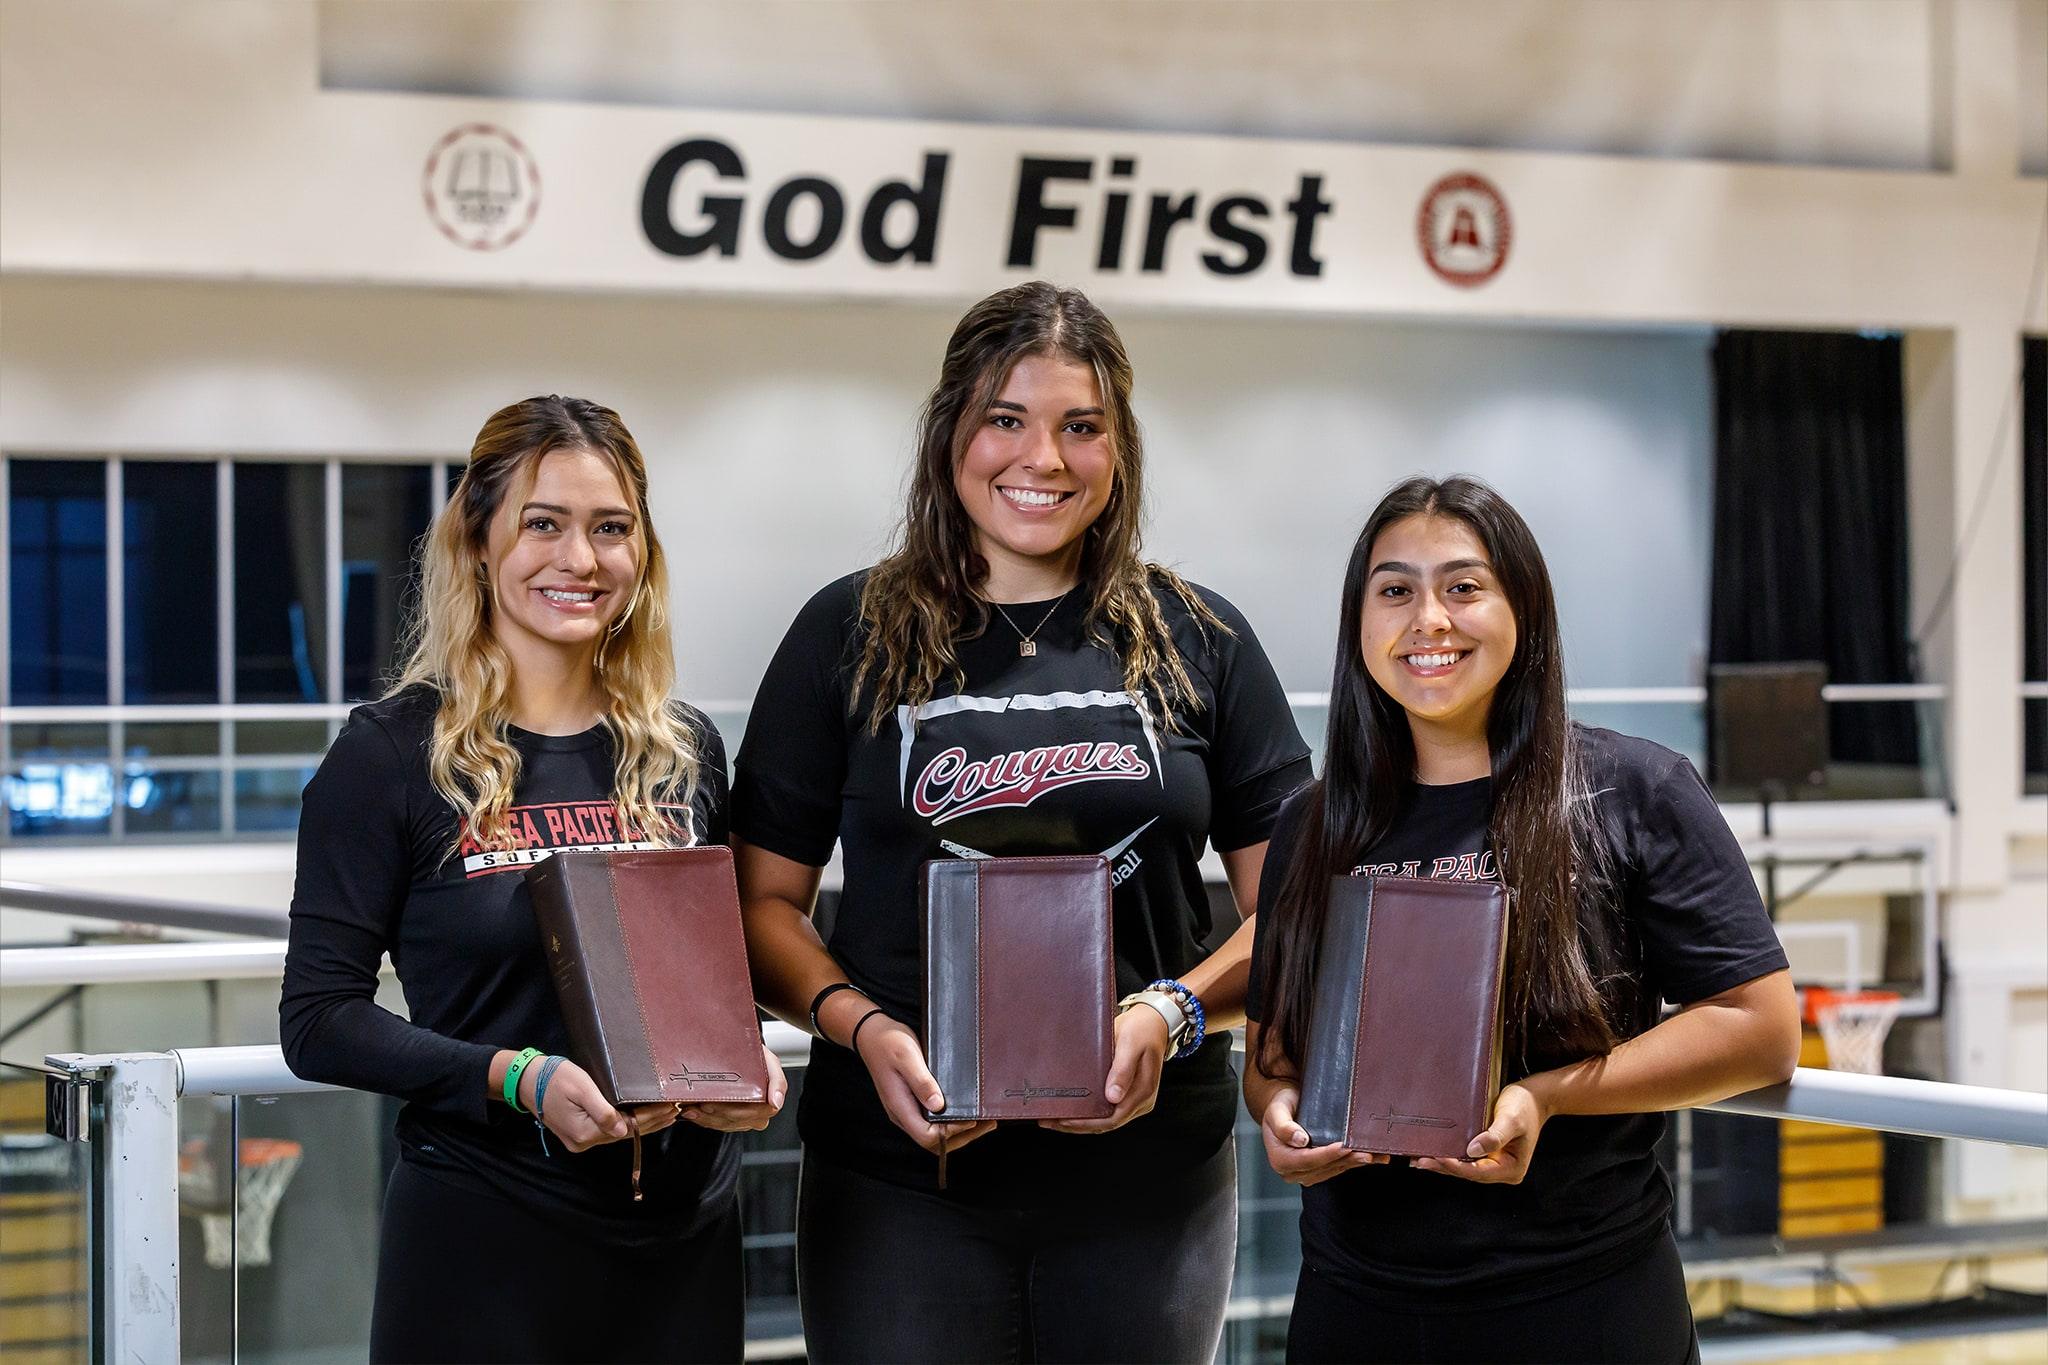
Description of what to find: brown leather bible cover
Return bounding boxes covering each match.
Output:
[524,847,768,1107]
[921,855,1115,1122]
[1298,876,1510,1159]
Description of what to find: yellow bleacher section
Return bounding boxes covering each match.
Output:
[0,1077,85,1365]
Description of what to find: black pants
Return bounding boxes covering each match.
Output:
[796,1143,1238,1364]
[1287,1231,1699,1365]
[369,1160,744,1364]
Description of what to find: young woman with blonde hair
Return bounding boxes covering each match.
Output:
[282,395,783,1363]
[734,282,1311,1362]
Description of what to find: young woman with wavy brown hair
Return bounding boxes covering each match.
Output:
[1244,475,1799,1363]
[733,281,1312,1362]
[282,395,784,1363]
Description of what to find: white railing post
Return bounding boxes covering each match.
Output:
[49,1051,183,1363]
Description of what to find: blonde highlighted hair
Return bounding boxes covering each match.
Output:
[391,395,698,852]
[853,281,1224,733]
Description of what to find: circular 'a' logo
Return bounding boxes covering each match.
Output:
[422,124,541,252]
[1417,172,1511,287]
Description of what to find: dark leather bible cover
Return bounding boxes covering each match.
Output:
[524,847,768,1106]
[1299,876,1509,1159]
[921,855,1115,1122]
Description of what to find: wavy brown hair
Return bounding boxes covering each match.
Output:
[853,281,1221,731]
[391,395,699,851]
[1253,476,1625,1080]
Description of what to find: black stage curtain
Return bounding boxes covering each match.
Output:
[1709,330,1917,769]
[2026,337,2046,778]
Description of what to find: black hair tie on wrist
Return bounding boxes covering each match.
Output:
[849,1007,890,1060]
[808,982,859,1039]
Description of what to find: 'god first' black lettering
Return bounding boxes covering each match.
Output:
[1005,155,1330,279]
[638,139,1334,281]
[642,138,949,266]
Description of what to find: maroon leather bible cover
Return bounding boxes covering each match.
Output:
[1298,875,1510,1159]
[524,847,768,1106]
[921,855,1115,1122]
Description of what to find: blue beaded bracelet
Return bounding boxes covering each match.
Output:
[1147,979,1206,1060]
[530,1054,566,1156]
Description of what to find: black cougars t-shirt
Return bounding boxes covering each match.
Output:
[280,686,737,1247]
[1248,725,1788,1307]
[734,572,1312,1201]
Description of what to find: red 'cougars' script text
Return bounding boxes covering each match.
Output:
[912,742,1151,825]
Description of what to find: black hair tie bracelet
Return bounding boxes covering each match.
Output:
[848,1007,890,1060]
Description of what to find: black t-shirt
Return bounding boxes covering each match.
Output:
[1247,725,1788,1307]
[733,571,1312,1201]
[279,686,738,1248]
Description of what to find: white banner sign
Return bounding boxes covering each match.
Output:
[5,73,2041,329]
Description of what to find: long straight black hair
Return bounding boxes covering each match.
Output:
[1254,476,1623,1080]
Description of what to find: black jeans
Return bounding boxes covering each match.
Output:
[369,1160,744,1364]
[796,1142,1237,1364]
[1286,1230,1700,1364]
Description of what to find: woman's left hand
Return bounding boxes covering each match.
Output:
[1040,1001,1170,1134]
[679,1043,790,1134]
[1413,1081,1547,1184]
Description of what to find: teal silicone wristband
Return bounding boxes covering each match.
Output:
[502,1047,543,1113]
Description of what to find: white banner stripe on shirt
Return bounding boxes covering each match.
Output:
[897,689,1165,800]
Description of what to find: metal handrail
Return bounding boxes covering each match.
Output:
[2,703,358,723]
[1,880,290,936]
[2,825,1943,978]
[0,701,756,723]
[169,1026,816,1097]
[1704,1068,2048,1149]
[9,830,1938,1007]
[4,940,292,986]
[52,1040,2048,1151]
[1284,683,1953,707]
[36,1037,2047,1362]
[4,686,1968,731]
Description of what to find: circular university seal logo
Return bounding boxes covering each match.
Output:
[1416,172,1511,287]
[422,124,541,252]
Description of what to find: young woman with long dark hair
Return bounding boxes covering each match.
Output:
[281,396,785,1363]
[1245,475,1799,1364]
[733,281,1312,1362]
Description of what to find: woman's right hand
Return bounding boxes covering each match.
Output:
[520,1058,636,1153]
[855,1014,996,1156]
[680,1043,790,1133]
[1260,1084,1379,1186]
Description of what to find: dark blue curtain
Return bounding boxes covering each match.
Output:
[2025,337,2045,780]
[1709,330,1917,769]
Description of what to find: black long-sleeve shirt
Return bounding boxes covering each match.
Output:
[280,685,737,1245]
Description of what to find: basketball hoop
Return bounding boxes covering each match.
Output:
[180,1137,303,1269]
[1804,986,1901,1077]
